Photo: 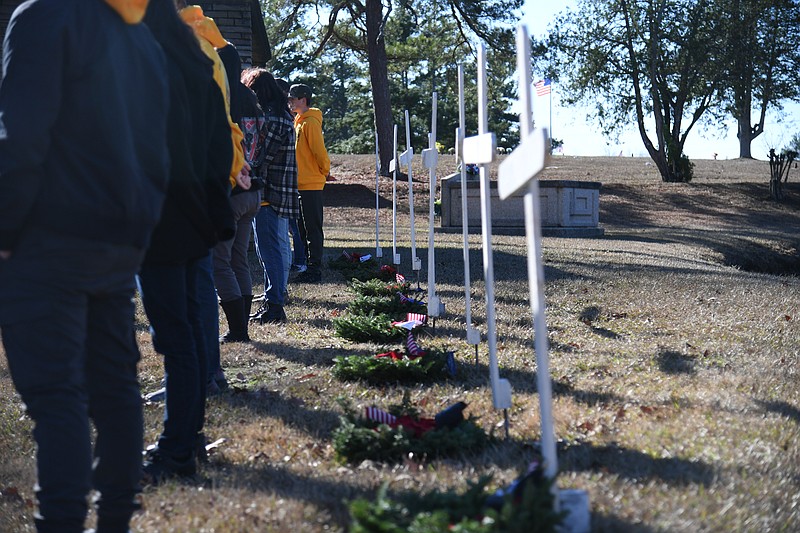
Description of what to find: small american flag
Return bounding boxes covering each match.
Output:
[406,332,426,358]
[397,292,424,305]
[365,406,397,425]
[396,272,405,283]
[406,312,427,325]
[534,78,552,96]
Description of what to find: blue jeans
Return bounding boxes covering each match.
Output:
[253,205,290,306]
[289,217,306,268]
[0,228,145,532]
[197,253,220,382]
[137,256,206,461]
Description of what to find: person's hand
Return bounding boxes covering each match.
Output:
[0,250,11,260]
[235,162,251,190]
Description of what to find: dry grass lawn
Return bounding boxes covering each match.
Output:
[1,155,798,532]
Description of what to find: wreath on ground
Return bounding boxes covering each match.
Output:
[330,251,398,282]
[333,329,456,383]
[349,278,412,297]
[348,462,566,532]
[332,311,407,343]
[347,293,426,320]
[332,393,488,464]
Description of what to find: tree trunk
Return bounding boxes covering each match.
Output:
[365,0,394,175]
[737,107,754,159]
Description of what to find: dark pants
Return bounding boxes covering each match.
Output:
[137,256,207,461]
[298,189,324,271]
[0,228,145,533]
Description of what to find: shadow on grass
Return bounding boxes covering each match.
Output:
[657,349,696,375]
[206,460,365,529]
[215,387,340,439]
[559,440,714,487]
[590,513,657,532]
[455,361,628,407]
[754,398,800,424]
[248,340,342,367]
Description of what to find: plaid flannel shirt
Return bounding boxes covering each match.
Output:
[260,109,300,219]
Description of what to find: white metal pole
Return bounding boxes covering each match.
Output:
[476,44,506,410]
[392,124,400,265]
[374,129,382,258]
[404,110,421,273]
[457,65,480,350]
[425,93,441,316]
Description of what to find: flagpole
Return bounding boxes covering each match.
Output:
[549,83,553,154]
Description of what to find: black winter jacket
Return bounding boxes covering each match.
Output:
[0,0,170,251]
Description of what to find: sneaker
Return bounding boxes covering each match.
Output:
[293,270,321,284]
[143,387,166,403]
[219,330,250,344]
[250,300,269,320]
[258,304,287,324]
[142,447,196,486]
[290,264,307,273]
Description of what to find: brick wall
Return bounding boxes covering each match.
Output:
[195,1,254,66]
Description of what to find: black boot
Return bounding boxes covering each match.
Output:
[260,303,287,324]
[220,297,250,343]
[243,294,254,319]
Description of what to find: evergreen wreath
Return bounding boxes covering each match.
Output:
[329,252,385,282]
[332,394,489,464]
[332,349,455,384]
[347,294,426,320]
[348,278,412,297]
[332,311,406,343]
[348,466,566,533]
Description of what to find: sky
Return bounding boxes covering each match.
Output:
[519,0,799,160]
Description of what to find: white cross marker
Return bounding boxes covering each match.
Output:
[389,124,401,265]
[423,93,444,317]
[456,65,480,348]
[373,129,383,258]
[498,24,557,479]
[463,44,511,413]
[402,110,422,272]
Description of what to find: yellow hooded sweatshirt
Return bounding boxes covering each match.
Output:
[179,5,244,188]
[103,0,148,24]
[294,108,330,191]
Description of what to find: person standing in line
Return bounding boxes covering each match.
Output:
[138,0,234,483]
[212,42,264,343]
[177,2,249,397]
[288,83,330,284]
[243,68,299,323]
[275,78,306,281]
[0,1,169,531]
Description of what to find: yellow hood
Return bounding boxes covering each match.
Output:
[104,0,149,24]
[179,5,227,48]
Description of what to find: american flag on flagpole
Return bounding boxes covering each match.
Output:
[534,78,552,96]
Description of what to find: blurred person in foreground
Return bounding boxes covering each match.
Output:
[138,0,234,484]
[0,0,169,531]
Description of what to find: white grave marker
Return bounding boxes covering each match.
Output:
[373,129,383,258]
[497,25,590,531]
[422,93,444,317]
[389,124,401,265]
[456,65,481,352]
[402,110,422,273]
[463,44,512,416]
